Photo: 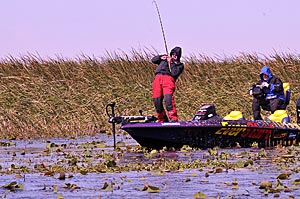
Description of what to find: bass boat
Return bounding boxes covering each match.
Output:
[106,98,300,150]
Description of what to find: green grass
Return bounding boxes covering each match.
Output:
[1,50,300,139]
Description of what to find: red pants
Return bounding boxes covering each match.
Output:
[152,74,178,122]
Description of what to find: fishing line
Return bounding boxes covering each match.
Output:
[152,0,168,55]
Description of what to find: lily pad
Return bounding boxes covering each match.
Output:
[232,179,239,189]
[56,193,64,199]
[236,159,244,168]
[292,179,300,185]
[137,184,161,193]
[281,154,295,158]
[101,182,113,191]
[277,173,290,180]
[259,181,272,189]
[215,167,222,173]
[145,185,161,193]
[116,141,126,147]
[3,181,24,191]
[193,191,206,198]
[3,181,17,189]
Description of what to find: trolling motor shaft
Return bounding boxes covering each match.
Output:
[106,102,117,149]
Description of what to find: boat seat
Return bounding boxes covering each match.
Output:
[267,110,290,123]
[280,83,291,109]
[223,111,245,120]
[283,83,290,104]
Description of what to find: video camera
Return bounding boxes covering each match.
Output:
[249,84,265,99]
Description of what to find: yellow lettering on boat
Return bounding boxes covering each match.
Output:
[221,122,228,126]
[215,128,245,136]
[215,128,226,134]
[229,128,245,136]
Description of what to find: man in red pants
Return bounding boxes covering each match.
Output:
[151,46,184,122]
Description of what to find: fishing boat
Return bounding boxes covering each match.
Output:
[106,97,300,150]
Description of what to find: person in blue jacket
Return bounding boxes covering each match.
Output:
[249,65,285,120]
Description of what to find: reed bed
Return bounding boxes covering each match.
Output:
[1,50,300,139]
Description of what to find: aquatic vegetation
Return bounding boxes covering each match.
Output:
[1,52,300,139]
[0,136,300,198]
[1,51,300,198]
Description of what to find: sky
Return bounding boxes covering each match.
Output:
[1,0,300,59]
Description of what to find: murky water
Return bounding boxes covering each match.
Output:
[1,134,299,199]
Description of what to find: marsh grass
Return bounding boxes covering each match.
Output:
[1,51,300,139]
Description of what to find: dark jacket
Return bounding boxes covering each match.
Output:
[257,66,285,101]
[151,47,184,81]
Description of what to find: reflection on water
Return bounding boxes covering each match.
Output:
[0,134,299,199]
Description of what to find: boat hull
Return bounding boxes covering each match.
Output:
[121,120,300,149]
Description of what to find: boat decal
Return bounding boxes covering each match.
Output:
[161,122,181,126]
[286,123,293,128]
[288,132,297,139]
[241,122,273,140]
[215,128,245,136]
[286,123,300,130]
[221,121,247,127]
[273,133,287,139]
[241,128,272,140]
[221,122,228,126]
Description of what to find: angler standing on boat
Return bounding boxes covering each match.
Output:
[249,65,285,120]
[151,46,184,122]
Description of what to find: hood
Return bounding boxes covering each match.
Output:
[170,47,182,61]
[259,65,273,82]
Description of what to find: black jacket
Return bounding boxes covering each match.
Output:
[151,47,184,81]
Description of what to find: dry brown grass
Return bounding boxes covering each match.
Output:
[1,51,300,139]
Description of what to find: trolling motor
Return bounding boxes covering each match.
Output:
[106,102,117,149]
[106,102,157,148]
[106,102,157,125]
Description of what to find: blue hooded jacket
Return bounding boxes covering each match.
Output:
[259,66,285,101]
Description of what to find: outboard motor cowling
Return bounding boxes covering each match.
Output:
[192,104,219,121]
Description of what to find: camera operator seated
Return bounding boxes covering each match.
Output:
[248,66,285,120]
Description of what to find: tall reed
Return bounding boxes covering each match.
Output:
[1,50,299,139]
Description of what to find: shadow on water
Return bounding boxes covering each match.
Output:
[0,133,300,199]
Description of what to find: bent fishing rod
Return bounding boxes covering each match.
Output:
[152,0,171,71]
[152,0,168,54]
